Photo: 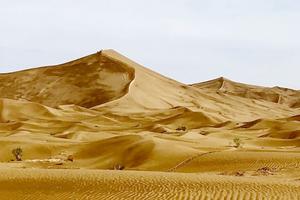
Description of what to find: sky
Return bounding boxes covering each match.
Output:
[1,0,300,89]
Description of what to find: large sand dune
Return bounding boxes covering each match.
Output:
[0,50,299,199]
[192,77,300,108]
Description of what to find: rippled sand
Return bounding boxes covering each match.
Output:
[0,168,299,200]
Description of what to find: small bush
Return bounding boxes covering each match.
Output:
[176,126,187,131]
[254,167,275,176]
[114,164,125,170]
[219,171,245,177]
[233,137,243,148]
[12,147,23,161]
[67,155,74,162]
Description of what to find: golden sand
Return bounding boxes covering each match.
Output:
[0,50,299,199]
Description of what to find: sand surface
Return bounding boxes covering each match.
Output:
[0,50,299,199]
[0,168,299,200]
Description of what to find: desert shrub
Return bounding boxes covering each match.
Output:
[67,155,74,162]
[234,171,245,176]
[176,126,187,131]
[233,137,243,148]
[114,164,125,170]
[254,167,275,176]
[219,171,245,177]
[12,147,23,161]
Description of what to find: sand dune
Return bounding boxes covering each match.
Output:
[192,77,300,108]
[0,49,300,199]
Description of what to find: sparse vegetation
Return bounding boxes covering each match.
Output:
[114,164,125,170]
[254,167,276,176]
[176,126,187,131]
[233,137,243,148]
[12,147,23,161]
[234,171,245,176]
[220,171,245,177]
[67,155,74,162]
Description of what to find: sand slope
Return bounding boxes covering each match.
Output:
[0,52,134,108]
[0,49,300,199]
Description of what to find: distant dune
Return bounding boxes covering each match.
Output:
[0,50,299,200]
[192,77,300,108]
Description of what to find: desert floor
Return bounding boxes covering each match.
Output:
[0,167,299,200]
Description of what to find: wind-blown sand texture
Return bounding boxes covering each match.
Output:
[0,50,299,199]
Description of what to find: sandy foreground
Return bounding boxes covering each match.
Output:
[0,50,300,199]
[0,168,299,200]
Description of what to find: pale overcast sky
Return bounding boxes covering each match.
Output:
[1,0,300,89]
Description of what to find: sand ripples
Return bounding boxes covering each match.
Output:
[0,169,299,200]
